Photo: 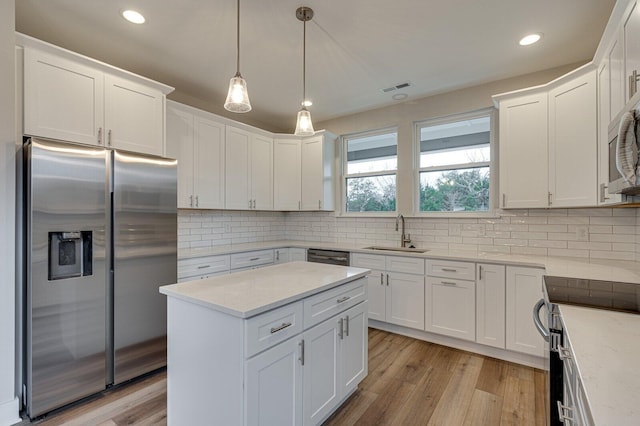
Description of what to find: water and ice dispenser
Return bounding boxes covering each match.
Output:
[48,231,93,280]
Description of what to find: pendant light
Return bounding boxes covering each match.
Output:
[294,7,315,136]
[224,0,251,113]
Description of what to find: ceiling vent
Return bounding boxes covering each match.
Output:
[381,82,411,93]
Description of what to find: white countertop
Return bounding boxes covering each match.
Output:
[179,240,640,284]
[160,261,370,318]
[559,304,640,425]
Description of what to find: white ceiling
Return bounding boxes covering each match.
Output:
[15,0,616,133]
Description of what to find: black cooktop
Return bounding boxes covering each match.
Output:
[544,276,640,314]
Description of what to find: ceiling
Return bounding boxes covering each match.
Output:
[15,0,616,133]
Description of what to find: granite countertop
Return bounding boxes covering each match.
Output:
[559,304,640,425]
[160,262,370,318]
[179,240,640,284]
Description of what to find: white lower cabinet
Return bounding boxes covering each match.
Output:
[303,302,367,425]
[387,272,425,330]
[506,266,545,357]
[425,276,475,341]
[476,263,506,349]
[274,248,307,264]
[245,337,303,426]
[352,253,425,330]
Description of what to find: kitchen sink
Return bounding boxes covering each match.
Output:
[363,246,429,253]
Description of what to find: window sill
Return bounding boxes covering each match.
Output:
[412,210,499,219]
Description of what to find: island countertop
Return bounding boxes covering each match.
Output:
[159,261,370,318]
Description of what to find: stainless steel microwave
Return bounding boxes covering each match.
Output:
[608,110,640,195]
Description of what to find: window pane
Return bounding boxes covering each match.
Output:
[419,116,490,168]
[420,145,489,168]
[346,175,396,212]
[419,167,490,212]
[346,131,397,174]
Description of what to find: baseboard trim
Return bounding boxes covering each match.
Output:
[0,397,21,426]
[369,320,546,370]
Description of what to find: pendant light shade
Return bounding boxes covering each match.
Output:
[224,0,251,113]
[224,74,251,113]
[294,107,314,136]
[294,7,314,136]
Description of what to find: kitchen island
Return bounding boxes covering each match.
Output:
[160,261,370,425]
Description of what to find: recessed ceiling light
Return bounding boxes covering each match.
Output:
[122,10,146,24]
[392,93,408,101]
[519,33,542,46]
[302,100,313,107]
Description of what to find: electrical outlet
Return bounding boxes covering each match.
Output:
[224,223,232,233]
[575,225,588,241]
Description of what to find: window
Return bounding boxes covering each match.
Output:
[343,129,397,212]
[417,111,492,213]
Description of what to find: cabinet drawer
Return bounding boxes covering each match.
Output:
[426,259,475,280]
[386,256,425,274]
[178,255,230,280]
[230,250,275,270]
[351,253,385,270]
[245,301,303,358]
[303,278,366,329]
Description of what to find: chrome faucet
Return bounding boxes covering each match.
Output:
[395,214,411,248]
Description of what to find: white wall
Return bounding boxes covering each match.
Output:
[0,0,19,424]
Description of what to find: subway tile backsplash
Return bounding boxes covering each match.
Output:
[178,207,640,262]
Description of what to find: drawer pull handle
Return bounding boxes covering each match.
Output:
[299,339,305,365]
[441,281,457,286]
[197,265,211,269]
[339,318,344,339]
[442,268,457,272]
[337,296,351,303]
[270,322,293,334]
[345,315,350,337]
[249,257,260,261]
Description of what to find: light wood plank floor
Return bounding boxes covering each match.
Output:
[28,329,546,425]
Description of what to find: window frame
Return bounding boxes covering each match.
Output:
[413,108,497,217]
[341,127,398,216]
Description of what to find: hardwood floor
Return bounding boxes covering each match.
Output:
[28,329,546,425]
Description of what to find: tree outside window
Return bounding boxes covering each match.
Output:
[344,130,397,213]
[417,113,492,213]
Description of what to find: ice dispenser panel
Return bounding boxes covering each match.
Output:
[48,231,93,280]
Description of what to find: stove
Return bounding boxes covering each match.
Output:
[544,276,640,314]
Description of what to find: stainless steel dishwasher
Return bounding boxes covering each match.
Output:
[306,248,350,266]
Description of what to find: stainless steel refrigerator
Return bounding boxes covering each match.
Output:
[24,138,177,418]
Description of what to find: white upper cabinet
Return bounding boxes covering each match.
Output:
[250,134,274,210]
[225,126,252,210]
[624,0,640,101]
[548,70,597,207]
[497,92,549,208]
[597,62,623,205]
[104,74,164,156]
[494,65,598,208]
[609,33,625,117]
[166,101,225,209]
[24,47,104,146]
[301,132,336,211]
[21,35,171,156]
[274,138,302,210]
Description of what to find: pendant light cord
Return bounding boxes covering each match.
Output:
[236,0,241,75]
[302,18,306,105]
